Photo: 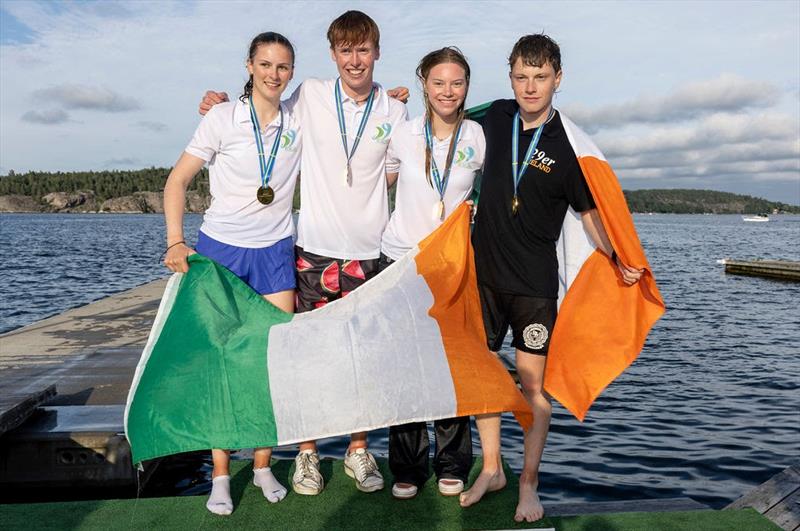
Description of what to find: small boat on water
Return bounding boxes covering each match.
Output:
[742,214,769,222]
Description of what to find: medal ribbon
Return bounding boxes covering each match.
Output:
[335,78,376,171]
[248,96,284,190]
[423,117,463,203]
[511,107,555,197]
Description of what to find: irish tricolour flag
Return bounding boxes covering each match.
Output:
[547,113,666,421]
[125,204,532,464]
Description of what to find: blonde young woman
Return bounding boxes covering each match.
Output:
[380,47,488,500]
[162,32,301,515]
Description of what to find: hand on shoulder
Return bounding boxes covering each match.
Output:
[199,91,229,116]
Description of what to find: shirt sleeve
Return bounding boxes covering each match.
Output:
[385,135,401,174]
[184,106,222,162]
[474,124,487,170]
[283,82,304,120]
[564,160,596,212]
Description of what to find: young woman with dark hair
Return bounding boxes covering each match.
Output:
[162,31,302,515]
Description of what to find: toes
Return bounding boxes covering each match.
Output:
[267,488,287,503]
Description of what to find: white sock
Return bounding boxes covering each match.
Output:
[206,475,233,515]
[253,467,287,503]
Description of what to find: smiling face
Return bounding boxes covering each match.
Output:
[330,40,379,96]
[246,43,294,103]
[509,57,562,122]
[424,62,468,122]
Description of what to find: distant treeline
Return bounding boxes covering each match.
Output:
[0,168,311,209]
[0,168,209,201]
[0,170,797,214]
[623,189,800,214]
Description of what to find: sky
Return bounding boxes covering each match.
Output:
[1,0,799,204]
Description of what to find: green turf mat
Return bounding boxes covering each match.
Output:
[0,459,780,530]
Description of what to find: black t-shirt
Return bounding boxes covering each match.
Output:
[472,99,596,298]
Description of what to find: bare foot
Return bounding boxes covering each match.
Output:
[514,480,544,522]
[459,469,506,507]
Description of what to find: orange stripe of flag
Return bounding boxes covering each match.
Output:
[545,156,665,421]
[415,204,533,430]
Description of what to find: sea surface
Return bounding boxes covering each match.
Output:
[1,213,798,508]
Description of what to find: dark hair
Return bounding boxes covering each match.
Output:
[240,32,295,103]
[327,10,380,50]
[508,34,561,73]
[416,47,471,188]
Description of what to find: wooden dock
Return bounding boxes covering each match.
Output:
[0,279,166,488]
[726,463,800,530]
[722,259,800,281]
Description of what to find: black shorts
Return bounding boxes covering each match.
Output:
[294,246,380,313]
[478,284,557,355]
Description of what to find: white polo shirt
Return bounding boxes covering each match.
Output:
[381,116,485,261]
[185,99,301,248]
[286,78,408,260]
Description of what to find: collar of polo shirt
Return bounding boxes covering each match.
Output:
[234,99,286,128]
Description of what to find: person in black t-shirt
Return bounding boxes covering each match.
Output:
[459,35,644,523]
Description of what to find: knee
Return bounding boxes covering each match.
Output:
[521,384,551,407]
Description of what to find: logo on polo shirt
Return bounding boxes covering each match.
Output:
[528,149,555,174]
[455,146,475,168]
[372,123,392,144]
[281,129,298,151]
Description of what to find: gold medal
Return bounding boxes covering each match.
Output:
[437,200,445,221]
[256,185,275,205]
[511,195,519,215]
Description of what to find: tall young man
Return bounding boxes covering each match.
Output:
[464,34,643,522]
[200,11,407,496]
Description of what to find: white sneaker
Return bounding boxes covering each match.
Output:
[343,448,384,493]
[292,450,324,495]
[438,478,464,496]
[391,482,418,499]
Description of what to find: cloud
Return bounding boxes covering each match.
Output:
[32,84,141,112]
[565,74,783,131]
[134,120,168,133]
[20,108,70,124]
[596,112,798,157]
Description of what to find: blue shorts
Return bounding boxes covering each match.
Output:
[195,232,296,295]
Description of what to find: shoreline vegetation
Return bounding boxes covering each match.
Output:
[0,168,798,214]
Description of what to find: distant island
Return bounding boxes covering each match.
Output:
[0,169,798,214]
[624,189,800,214]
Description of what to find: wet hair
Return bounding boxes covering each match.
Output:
[240,32,295,103]
[416,47,471,188]
[508,33,561,73]
[327,10,380,50]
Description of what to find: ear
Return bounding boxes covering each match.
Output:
[554,69,563,90]
[246,61,254,77]
[374,47,381,61]
[329,47,337,62]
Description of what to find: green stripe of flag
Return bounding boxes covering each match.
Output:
[127,254,293,463]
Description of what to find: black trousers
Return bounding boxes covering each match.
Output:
[388,417,473,487]
[378,254,473,487]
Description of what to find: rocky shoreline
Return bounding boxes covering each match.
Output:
[0,191,209,213]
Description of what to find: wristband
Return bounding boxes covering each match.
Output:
[166,240,186,252]
[160,240,186,263]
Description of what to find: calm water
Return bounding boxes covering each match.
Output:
[1,213,798,508]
